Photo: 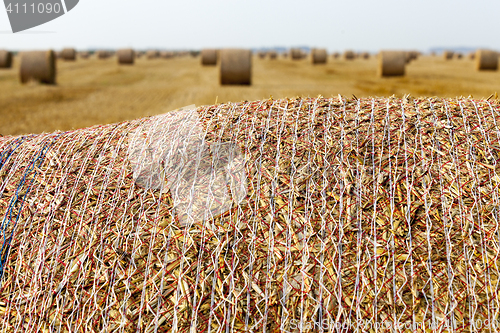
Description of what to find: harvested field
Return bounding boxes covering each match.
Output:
[1,97,500,332]
[0,55,500,135]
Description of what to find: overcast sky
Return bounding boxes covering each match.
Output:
[0,0,498,52]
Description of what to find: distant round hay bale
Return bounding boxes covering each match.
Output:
[468,52,475,60]
[79,51,90,59]
[378,51,406,77]
[0,50,13,68]
[160,51,174,59]
[332,52,340,59]
[117,49,135,65]
[443,51,454,60]
[257,51,267,59]
[146,50,159,59]
[20,50,56,84]
[220,49,252,85]
[361,52,370,59]
[201,49,217,65]
[312,48,327,64]
[268,51,277,59]
[343,50,355,60]
[97,50,111,59]
[291,48,304,60]
[475,49,498,71]
[455,53,463,59]
[61,48,76,61]
[405,51,419,63]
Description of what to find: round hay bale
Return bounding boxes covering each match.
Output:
[468,52,476,60]
[360,52,370,59]
[443,50,454,60]
[311,48,327,64]
[160,51,174,59]
[378,50,406,77]
[332,52,340,59]
[61,48,76,61]
[19,50,56,84]
[220,49,252,85]
[146,50,159,59]
[79,51,90,59]
[268,50,277,59]
[405,51,419,63]
[290,48,303,60]
[257,51,266,59]
[343,50,355,60]
[201,49,217,66]
[0,50,13,68]
[1,97,500,331]
[475,49,498,70]
[117,48,135,65]
[97,50,111,59]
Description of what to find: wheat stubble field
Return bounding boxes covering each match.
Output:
[1,53,500,136]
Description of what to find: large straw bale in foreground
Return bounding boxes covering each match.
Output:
[201,49,217,65]
[2,97,500,331]
[0,50,13,68]
[312,48,327,64]
[378,51,406,77]
[117,48,135,65]
[19,50,56,84]
[220,49,251,85]
[475,49,498,71]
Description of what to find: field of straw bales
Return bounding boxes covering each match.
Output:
[1,53,500,136]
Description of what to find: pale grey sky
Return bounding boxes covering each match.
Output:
[0,0,498,52]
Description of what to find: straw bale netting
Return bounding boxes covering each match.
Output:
[0,50,13,68]
[19,50,56,84]
[61,48,76,61]
[311,48,327,64]
[443,50,454,60]
[2,96,500,332]
[475,49,498,71]
[146,50,160,59]
[220,49,251,85]
[201,49,217,66]
[117,49,135,65]
[378,51,406,77]
[343,50,355,60]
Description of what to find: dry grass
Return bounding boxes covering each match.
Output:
[0,54,500,135]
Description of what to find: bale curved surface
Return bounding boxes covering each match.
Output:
[378,51,406,77]
[61,48,76,61]
[475,49,498,71]
[312,48,327,64]
[201,49,217,65]
[220,49,252,85]
[0,50,13,68]
[1,97,500,331]
[268,50,277,59]
[19,50,56,84]
[117,48,135,65]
